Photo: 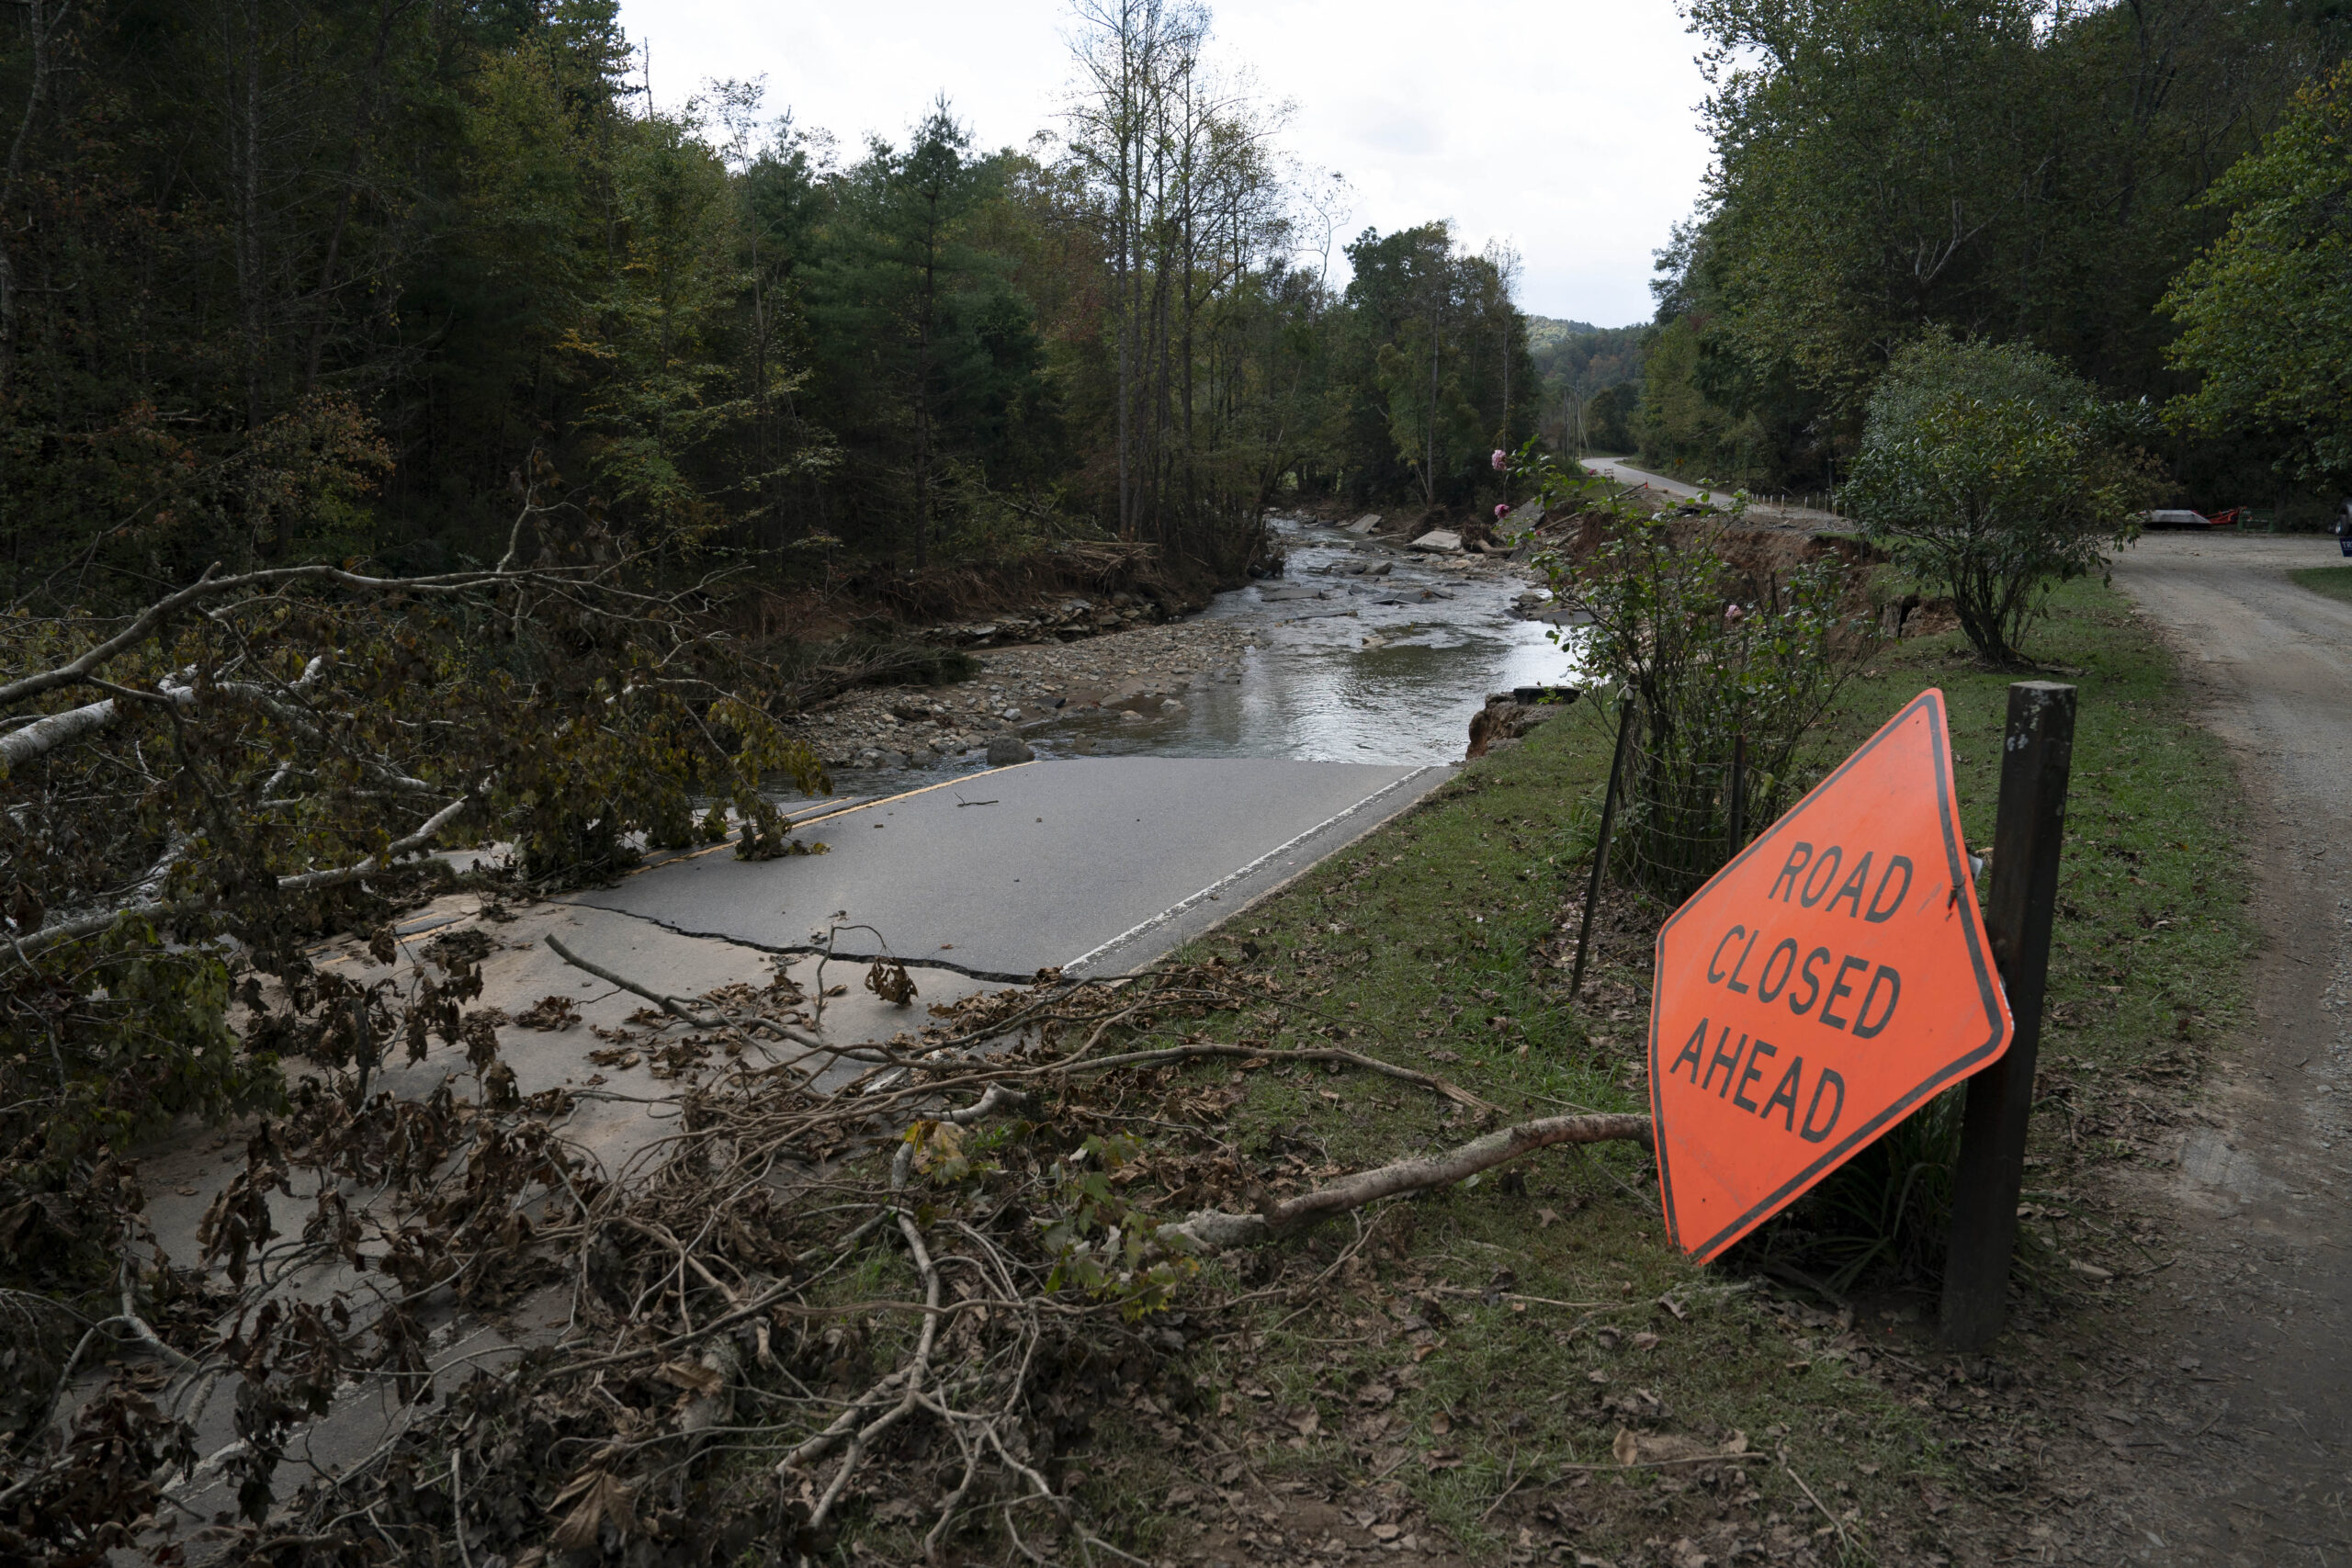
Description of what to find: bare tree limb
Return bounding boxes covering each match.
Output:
[0,558,618,712]
[8,787,477,961]
[1163,1111,1653,1249]
[543,935,825,1051]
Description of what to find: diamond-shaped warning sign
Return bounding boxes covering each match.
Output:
[1649,689,2011,1262]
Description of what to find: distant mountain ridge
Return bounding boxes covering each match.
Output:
[1523,314,1646,353]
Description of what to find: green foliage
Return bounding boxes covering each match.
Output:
[1041,1135,1197,1319]
[0,520,829,1300]
[1844,334,2160,665]
[1636,313,1775,479]
[1582,382,1640,454]
[1334,223,1536,508]
[1644,0,2346,495]
[0,0,1528,603]
[1515,446,1871,901]
[2161,61,2352,489]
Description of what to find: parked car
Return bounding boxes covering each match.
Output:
[2137,507,2242,530]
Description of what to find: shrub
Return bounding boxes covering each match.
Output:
[1844,334,2159,666]
[1514,446,1875,903]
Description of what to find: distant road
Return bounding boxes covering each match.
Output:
[1579,457,1737,509]
[1578,457,1850,533]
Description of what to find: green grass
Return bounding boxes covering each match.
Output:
[2290,563,2352,604]
[1059,572,2255,1563]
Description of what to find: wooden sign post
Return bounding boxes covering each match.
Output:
[1939,682,2076,1349]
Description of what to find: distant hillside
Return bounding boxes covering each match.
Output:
[1523,315,1602,353]
[1521,317,1651,455]
[1530,318,1646,397]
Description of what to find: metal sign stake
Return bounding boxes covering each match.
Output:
[1570,694,1638,998]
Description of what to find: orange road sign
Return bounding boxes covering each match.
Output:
[1649,689,2011,1263]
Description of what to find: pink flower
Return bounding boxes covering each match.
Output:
[1494,502,1510,520]
[1491,448,1509,471]
[1724,604,1747,623]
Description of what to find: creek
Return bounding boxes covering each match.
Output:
[1052,515,1575,764]
[811,516,1583,801]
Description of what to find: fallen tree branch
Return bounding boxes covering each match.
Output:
[10,787,479,961]
[543,934,824,1051]
[1043,1040,1498,1111]
[1164,1111,1653,1249]
[0,558,624,713]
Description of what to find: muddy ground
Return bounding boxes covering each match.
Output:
[2052,533,2352,1563]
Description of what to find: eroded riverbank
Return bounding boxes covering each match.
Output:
[790,516,1576,783]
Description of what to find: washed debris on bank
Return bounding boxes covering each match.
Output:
[790,619,1260,769]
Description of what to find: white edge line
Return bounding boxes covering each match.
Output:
[1060,764,1448,976]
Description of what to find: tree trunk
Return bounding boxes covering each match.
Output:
[0,0,57,397]
[302,0,406,395]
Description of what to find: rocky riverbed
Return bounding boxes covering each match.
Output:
[792,617,1263,770]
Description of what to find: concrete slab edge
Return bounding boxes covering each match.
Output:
[1061,762,1455,978]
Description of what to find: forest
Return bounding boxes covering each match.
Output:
[0,0,1538,622]
[1630,0,2352,517]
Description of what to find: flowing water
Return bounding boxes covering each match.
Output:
[1047,517,1577,764]
[812,516,1584,799]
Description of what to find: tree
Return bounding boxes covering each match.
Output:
[2160,61,2352,491]
[1844,335,2159,666]
[1644,0,2347,491]
[1338,223,1532,509]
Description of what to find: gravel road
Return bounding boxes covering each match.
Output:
[2096,532,2352,1557]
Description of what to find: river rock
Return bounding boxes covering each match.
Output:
[986,735,1035,765]
[1259,584,1321,602]
[1408,530,1463,553]
[1343,513,1382,535]
[1466,689,1579,759]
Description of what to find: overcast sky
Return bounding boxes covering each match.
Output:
[615,0,1714,327]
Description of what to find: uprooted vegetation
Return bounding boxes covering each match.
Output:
[5,936,1650,1566]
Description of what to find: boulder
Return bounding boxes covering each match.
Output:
[1408,530,1463,553]
[1343,513,1383,535]
[1466,688,1579,759]
[986,735,1035,765]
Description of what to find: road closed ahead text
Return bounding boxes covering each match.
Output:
[1649,693,2010,1263]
